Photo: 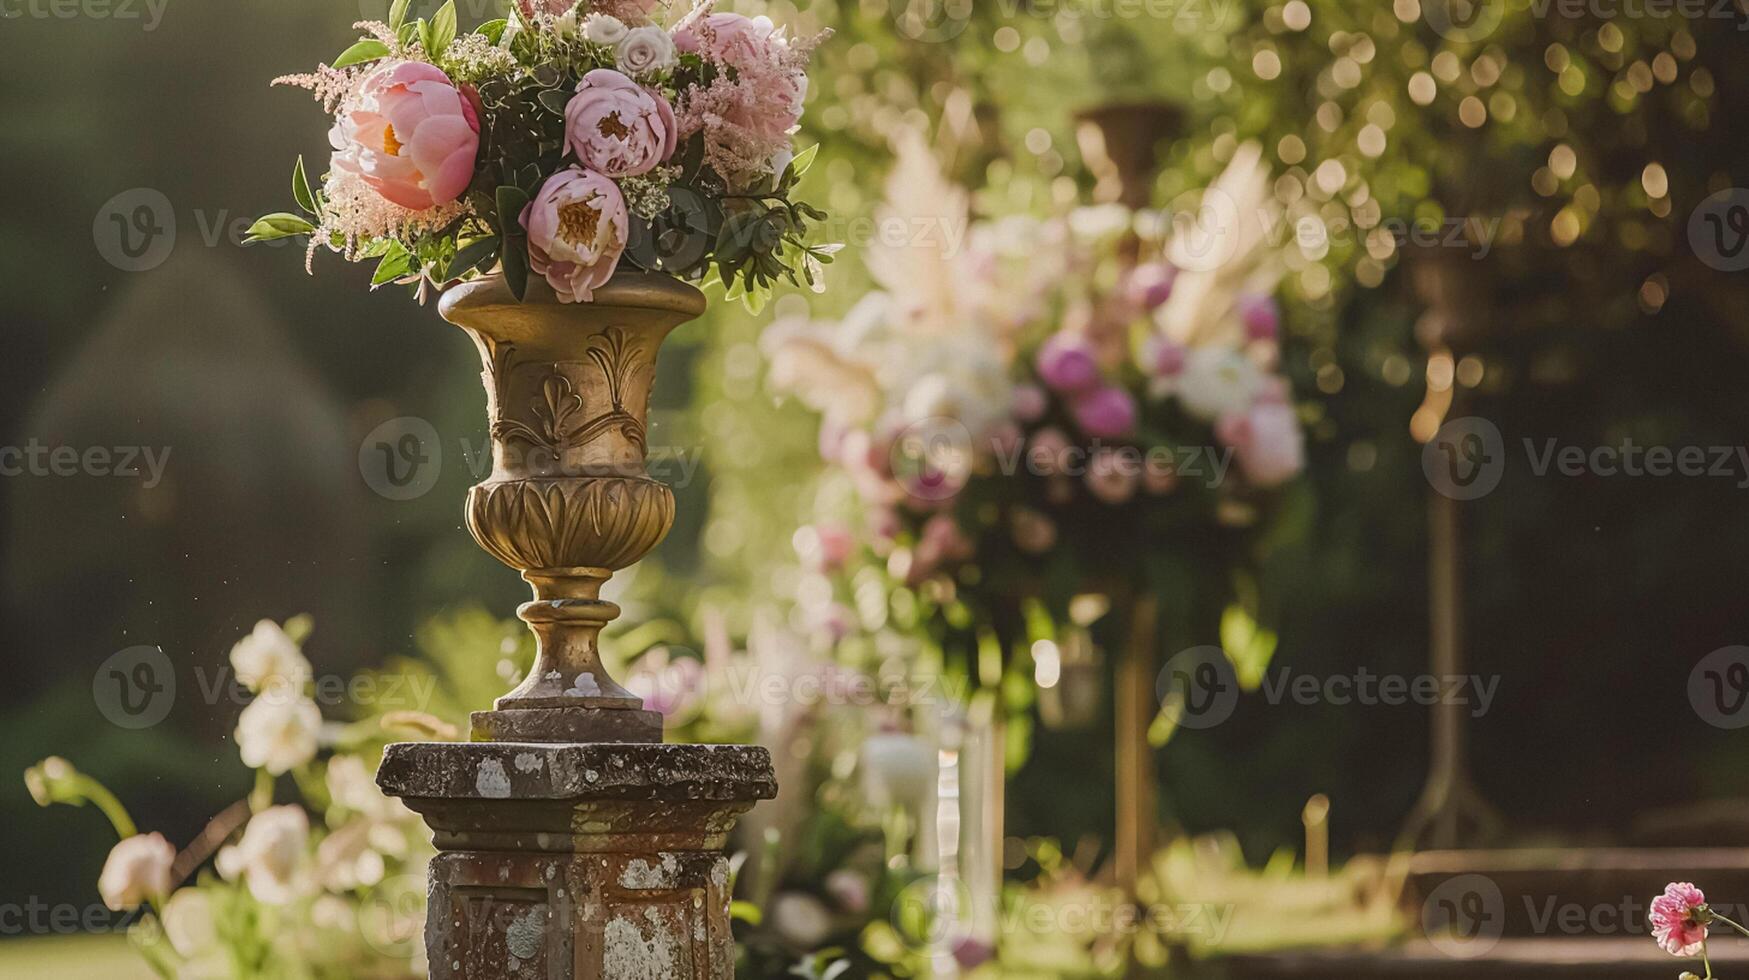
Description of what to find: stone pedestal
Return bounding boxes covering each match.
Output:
[378,742,775,980]
[378,734,776,980]
[374,273,776,979]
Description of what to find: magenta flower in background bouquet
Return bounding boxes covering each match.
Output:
[251,0,834,308]
[764,134,1307,657]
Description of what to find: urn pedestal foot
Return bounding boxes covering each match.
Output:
[378,742,777,980]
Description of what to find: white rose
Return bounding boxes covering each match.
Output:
[554,8,579,37]
[217,805,309,905]
[1172,346,1264,421]
[236,695,321,775]
[583,12,627,45]
[315,820,386,891]
[860,732,934,810]
[770,892,834,948]
[616,25,676,75]
[98,832,176,911]
[229,619,310,695]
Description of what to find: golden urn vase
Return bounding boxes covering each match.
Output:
[439,270,705,744]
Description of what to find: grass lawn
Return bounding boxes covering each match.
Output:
[0,935,156,978]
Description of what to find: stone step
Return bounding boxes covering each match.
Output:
[1212,937,1748,979]
[1407,847,1749,939]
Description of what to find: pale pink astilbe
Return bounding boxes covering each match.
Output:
[672,12,828,189]
[272,64,366,114]
[313,171,470,273]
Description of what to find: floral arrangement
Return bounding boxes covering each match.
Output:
[25,618,437,979]
[1651,881,1749,979]
[250,0,834,309]
[763,134,1306,664]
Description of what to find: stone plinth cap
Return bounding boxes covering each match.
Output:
[376,741,777,803]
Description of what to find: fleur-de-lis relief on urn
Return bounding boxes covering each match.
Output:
[440,271,704,744]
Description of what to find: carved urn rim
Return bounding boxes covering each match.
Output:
[438,270,708,336]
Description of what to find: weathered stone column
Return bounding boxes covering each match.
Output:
[377,273,776,979]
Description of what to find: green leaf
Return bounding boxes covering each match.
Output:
[332,38,391,69]
[728,900,762,926]
[396,21,419,48]
[782,144,818,186]
[423,0,457,58]
[371,242,415,285]
[445,235,499,280]
[243,213,317,243]
[496,185,531,301]
[477,18,508,44]
[536,88,572,115]
[291,157,316,215]
[388,0,412,30]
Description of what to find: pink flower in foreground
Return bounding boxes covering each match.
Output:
[330,61,479,211]
[564,69,677,177]
[521,167,629,304]
[1651,882,1710,957]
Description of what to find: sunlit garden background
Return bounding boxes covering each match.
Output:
[4,0,1749,975]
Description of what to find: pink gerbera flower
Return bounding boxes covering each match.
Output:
[1651,882,1710,957]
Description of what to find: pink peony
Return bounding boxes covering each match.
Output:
[521,167,629,303]
[1651,882,1709,957]
[1071,386,1138,439]
[1239,294,1281,341]
[1036,332,1102,393]
[564,69,677,178]
[1217,400,1304,487]
[330,61,479,211]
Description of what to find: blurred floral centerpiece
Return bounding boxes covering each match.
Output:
[252,0,834,308]
[766,135,1306,654]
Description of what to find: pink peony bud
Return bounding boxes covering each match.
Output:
[563,69,677,178]
[521,167,629,303]
[330,61,480,211]
[1027,427,1072,476]
[1087,449,1140,505]
[1239,294,1281,342]
[1035,332,1102,393]
[1071,386,1138,439]
[1142,336,1187,378]
[1125,262,1177,310]
[1010,384,1049,423]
